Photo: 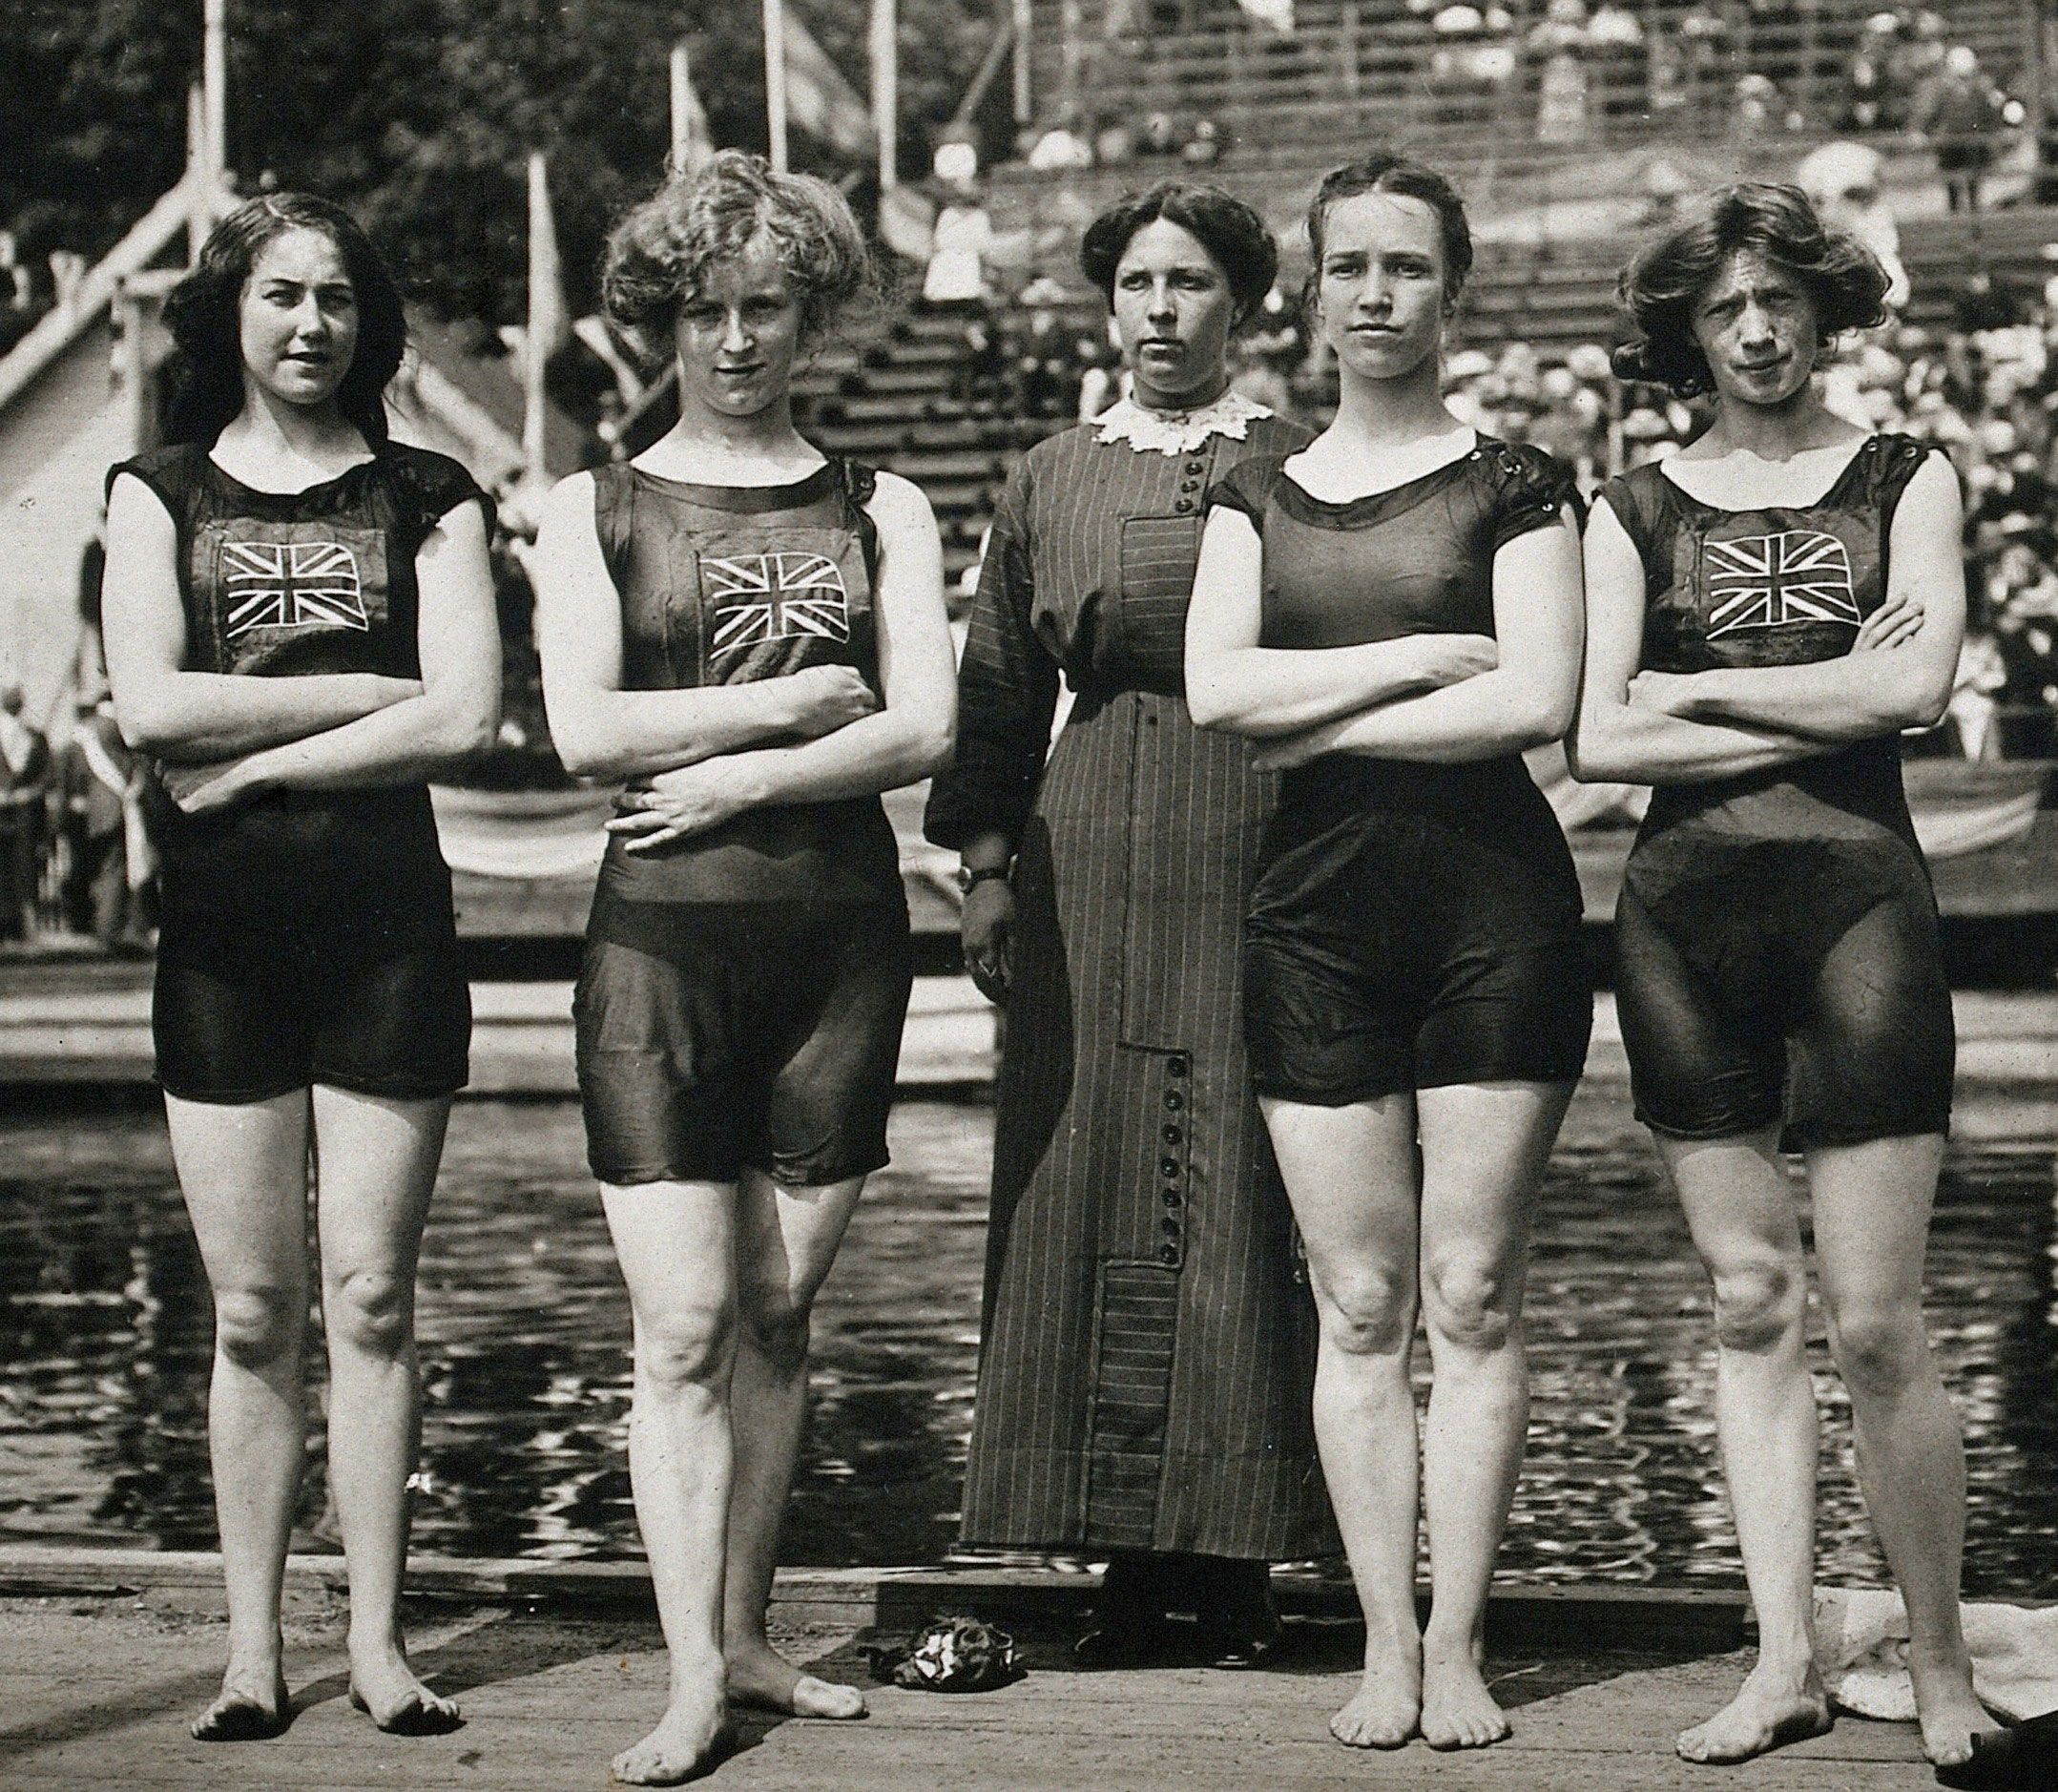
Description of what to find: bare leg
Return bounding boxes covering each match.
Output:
[1661,1130,1833,1764]
[165,1090,309,1740]
[602,1179,738,1786]
[1261,1092,1424,1749]
[1414,1079,1573,1750]
[1809,1134,1994,1768]
[723,1168,868,1719]
[310,1086,460,1734]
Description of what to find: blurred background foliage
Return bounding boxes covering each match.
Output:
[0,0,992,322]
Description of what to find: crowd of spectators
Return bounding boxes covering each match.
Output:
[1039,0,2027,209]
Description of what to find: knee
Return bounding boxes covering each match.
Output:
[1709,1258,1803,1354]
[1423,1254,1517,1352]
[636,1304,735,1392]
[737,1281,812,1375]
[1313,1262,1414,1357]
[214,1284,302,1370]
[1827,1301,1928,1399]
[325,1267,411,1360]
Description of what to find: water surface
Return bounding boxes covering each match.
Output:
[2,1091,2054,1593]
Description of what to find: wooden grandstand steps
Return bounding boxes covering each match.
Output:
[794,302,1072,580]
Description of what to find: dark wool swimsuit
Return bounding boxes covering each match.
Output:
[1207,438,1593,1104]
[109,443,486,1103]
[572,459,912,1188]
[1599,433,1954,1148]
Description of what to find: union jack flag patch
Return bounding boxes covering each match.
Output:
[706,552,850,656]
[1704,530,1859,636]
[222,538,369,636]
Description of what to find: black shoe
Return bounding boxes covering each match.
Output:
[1936,1710,2058,1791]
[1071,1615,1189,1669]
[1196,1579,1282,1669]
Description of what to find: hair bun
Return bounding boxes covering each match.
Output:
[1609,341,1653,384]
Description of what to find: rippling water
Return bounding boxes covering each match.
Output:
[2,1091,2054,1593]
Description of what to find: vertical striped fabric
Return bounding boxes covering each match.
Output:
[926,416,1337,1560]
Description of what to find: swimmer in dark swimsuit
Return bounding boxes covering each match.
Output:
[1188,153,1590,1756]
[531,153,954,1788]
[1571,182,1997,1770]
[101,196,501,1742]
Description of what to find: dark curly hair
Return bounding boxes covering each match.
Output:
[1611,183,1890,396]
[162,193,406,448]
[1304,151,1474,315]
[601,150,876,367]
[1077,180,1278,325]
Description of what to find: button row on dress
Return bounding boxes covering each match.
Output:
[1159,1051,1191,1261]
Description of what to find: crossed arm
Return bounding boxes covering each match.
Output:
[102,470,502,811]
[532,469,956,849]
[1567,458,1962,787]
[1183,503,1585,765]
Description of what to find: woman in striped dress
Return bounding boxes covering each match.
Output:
[925,180,1334,1664]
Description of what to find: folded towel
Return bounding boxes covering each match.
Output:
[1814,1588,2058,1722]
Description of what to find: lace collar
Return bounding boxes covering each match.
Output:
[1093,389,1273,457]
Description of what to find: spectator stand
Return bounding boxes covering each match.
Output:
[994,0,2046,233]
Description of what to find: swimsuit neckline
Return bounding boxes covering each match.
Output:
[1278,428,1482,510]
[1654,435,1875,516]
[627,458,836,512]
[203,446,379,501]
[1270,431,1498,530]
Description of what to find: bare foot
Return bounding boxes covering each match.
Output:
[612,1684,731,1787]
[726,1638,866,1719]
[1675,1661,1832,1764]
[1330,1635,1422,1750]
[1909,1655,1997,1768]
[1420,1636,1510,1750]
[189,1660,290,1741]
[347,1636,462,1736]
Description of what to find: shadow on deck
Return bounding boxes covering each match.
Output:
[0,1555,1947,1789]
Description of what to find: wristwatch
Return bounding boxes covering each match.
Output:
[956,864,1011,895]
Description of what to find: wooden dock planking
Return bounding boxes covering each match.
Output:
[0,1593,1943,1791]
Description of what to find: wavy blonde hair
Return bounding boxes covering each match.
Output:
[601,150,877,366]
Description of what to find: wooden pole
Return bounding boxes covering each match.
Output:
[202,0,228,206]
[871,0,899,190]
[524,153,553,476]
[953,20,1018,130]
[185,83,211,260]
[1058,0,1080,123]
[670,42,694,172]
[764,0,789,172]
[114,282,150,456]
[1012,0,1033,125]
